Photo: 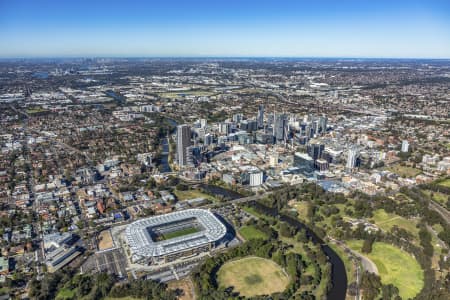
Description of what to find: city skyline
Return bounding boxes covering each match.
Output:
[1,0,450,58]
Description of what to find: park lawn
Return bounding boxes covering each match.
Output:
[217,256,290,297]
[346,240,424,299]
[239,225,268,240]
[162,227,200,240]
[386,165,421,178]
[423,190,448,206]
[0,287,10,296]
[56,288,76,300]
[26,107,48,114]
[291,201,310,222]
[371,209,419,239]
[242,205,274,220]
[174,189,216,201]
[437,178,450,188]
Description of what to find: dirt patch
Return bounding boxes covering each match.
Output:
[98,230,114,250]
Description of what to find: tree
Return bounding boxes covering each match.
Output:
[360,271,382,300]
[279,222,292,238]
[381,284,400,300]
[362,237,375,254]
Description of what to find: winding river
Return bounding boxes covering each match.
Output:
[250,201,348,300]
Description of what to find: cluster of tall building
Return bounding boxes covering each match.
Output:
[175,105,332,171]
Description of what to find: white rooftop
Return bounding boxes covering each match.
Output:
[125,209,226,261]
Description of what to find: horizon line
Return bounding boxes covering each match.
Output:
[1,55,450,61]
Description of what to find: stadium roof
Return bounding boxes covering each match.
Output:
[125,209,227,261]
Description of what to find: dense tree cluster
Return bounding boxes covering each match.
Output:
[108,279,177,300]
[192,237,309,299]
[28,270,176,300]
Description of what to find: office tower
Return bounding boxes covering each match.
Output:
[219,122,231,134]
[269,152,279,167]
[312,120,320,135]
[204,133,213,146]
[257,104,264,128]
[249,170,263,186]
[232,113,243,123]
[307,143,325,161]
[255,132,275,144]
[401,140,409,153]
[319,116,327,133]
[200,119,207,129]
[176,124,191,166]
[274,113,287,141]
[241,119,258,132]
[294,152,315,176]
[315,159,329,172]
[346,147,359,171]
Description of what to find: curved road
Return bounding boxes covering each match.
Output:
[349,250,378,275]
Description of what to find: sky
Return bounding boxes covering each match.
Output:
[0,0,449,58]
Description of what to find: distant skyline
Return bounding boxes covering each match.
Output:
[1,0,450,58]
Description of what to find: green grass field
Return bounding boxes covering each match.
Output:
[174,189,216,201]
[437,178,450,188]
[56,288,75,300]
[291,201,310,221]
[423,190,448,206]
[346,240,424,299]
[242,206,274,220]
[239,225,268,240]
[371,209,419,238]
[26,107,48,114]
[161,227,200,240]
[217,257,290,297]
[386,165,421,178]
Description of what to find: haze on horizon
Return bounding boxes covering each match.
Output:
[0,0,449,59]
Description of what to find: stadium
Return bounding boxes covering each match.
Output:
[125,209,227,265]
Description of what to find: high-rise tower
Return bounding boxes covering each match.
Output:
[257,104,264,128]
[177,124,191,167]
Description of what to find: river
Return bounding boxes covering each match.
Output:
[250,201,348,300]
[158,117,179,173]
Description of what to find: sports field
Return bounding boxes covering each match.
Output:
[346,240,424,299]
[161,227,200,240]
[217,256,290,297]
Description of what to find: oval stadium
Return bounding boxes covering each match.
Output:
[125,209,227,265]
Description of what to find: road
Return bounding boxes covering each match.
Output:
[429,201,450,224]
[203,192,273,209]
[350,250,378,275]
[329,238,379,276]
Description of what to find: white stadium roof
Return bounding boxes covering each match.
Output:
[125,209,227,261]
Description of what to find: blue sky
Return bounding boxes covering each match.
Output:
[0,0,449,58]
